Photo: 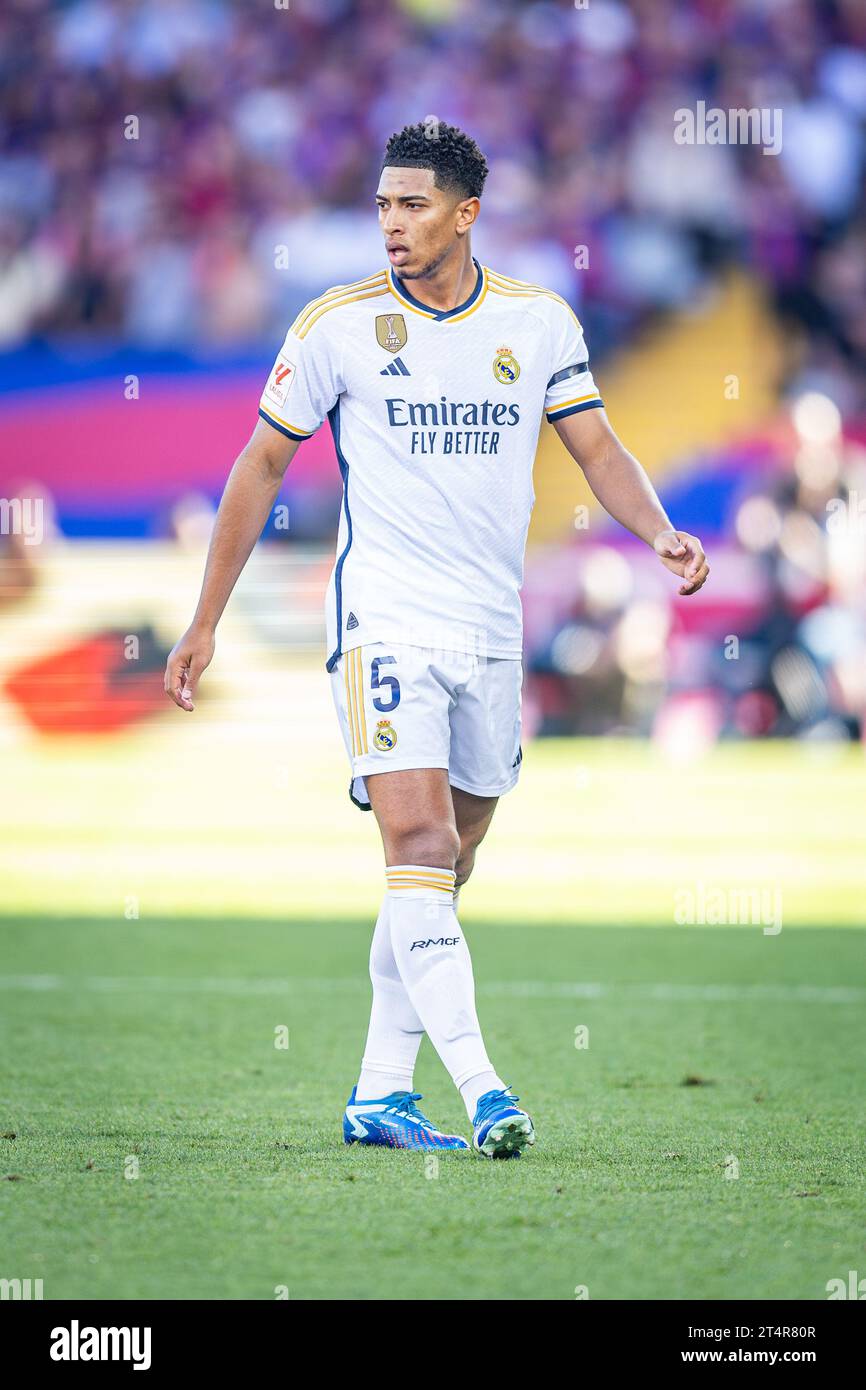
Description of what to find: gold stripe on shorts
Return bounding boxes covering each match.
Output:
[343,651,358,756]
[353,648,368,754]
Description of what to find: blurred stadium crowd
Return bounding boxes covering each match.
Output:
[1,0,864,381]
[1,0,865,743]
[524,390,866,745]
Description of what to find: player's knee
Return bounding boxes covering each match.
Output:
[454,846,476,888]
[387,822,460,871]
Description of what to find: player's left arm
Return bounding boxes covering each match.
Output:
[554,407,710,596]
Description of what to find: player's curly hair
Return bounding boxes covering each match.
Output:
[382,121,489,199]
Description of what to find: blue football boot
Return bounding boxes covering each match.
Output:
[342,1087,469,1150]
[472,1088,535,1159]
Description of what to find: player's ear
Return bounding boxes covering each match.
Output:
[455,197,479,235]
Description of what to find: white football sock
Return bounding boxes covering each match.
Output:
[356,894,424,1099]
[386,865,506,1119]
[459,1070,506,1119]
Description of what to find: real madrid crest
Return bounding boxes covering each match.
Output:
[374,719,398,751]
[375,314,408,354]
[493,345,520,385]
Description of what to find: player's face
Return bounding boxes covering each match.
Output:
[376,167,472,280]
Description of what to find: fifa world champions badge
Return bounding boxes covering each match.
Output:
[376,314,407,353]
[492,346,520,384]
[373,719,398,751]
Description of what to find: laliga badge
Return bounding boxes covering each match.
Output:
[264,356,295,407]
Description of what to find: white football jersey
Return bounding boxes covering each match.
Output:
[258,260,603,668]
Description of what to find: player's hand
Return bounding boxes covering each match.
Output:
[164,623,215,711]
[653,529,709,596]
[653,528,708,594]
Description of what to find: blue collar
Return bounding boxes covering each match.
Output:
[390,257,484,321]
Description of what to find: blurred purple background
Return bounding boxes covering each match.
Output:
[1,0,865,743]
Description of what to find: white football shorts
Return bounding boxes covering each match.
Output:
[329,642,523,810]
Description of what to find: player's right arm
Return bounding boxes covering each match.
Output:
[164,419,299,711]
[166,296,344,710]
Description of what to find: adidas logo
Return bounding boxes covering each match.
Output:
[512,744,523,770]
[346,612,359,631]
[380,357,410,377]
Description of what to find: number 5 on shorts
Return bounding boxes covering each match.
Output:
[371,655,400,713]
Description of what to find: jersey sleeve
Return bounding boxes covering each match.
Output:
[258,317,343,442]
[543,302,604,424]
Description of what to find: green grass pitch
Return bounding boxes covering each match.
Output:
[2,914,864,1300]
